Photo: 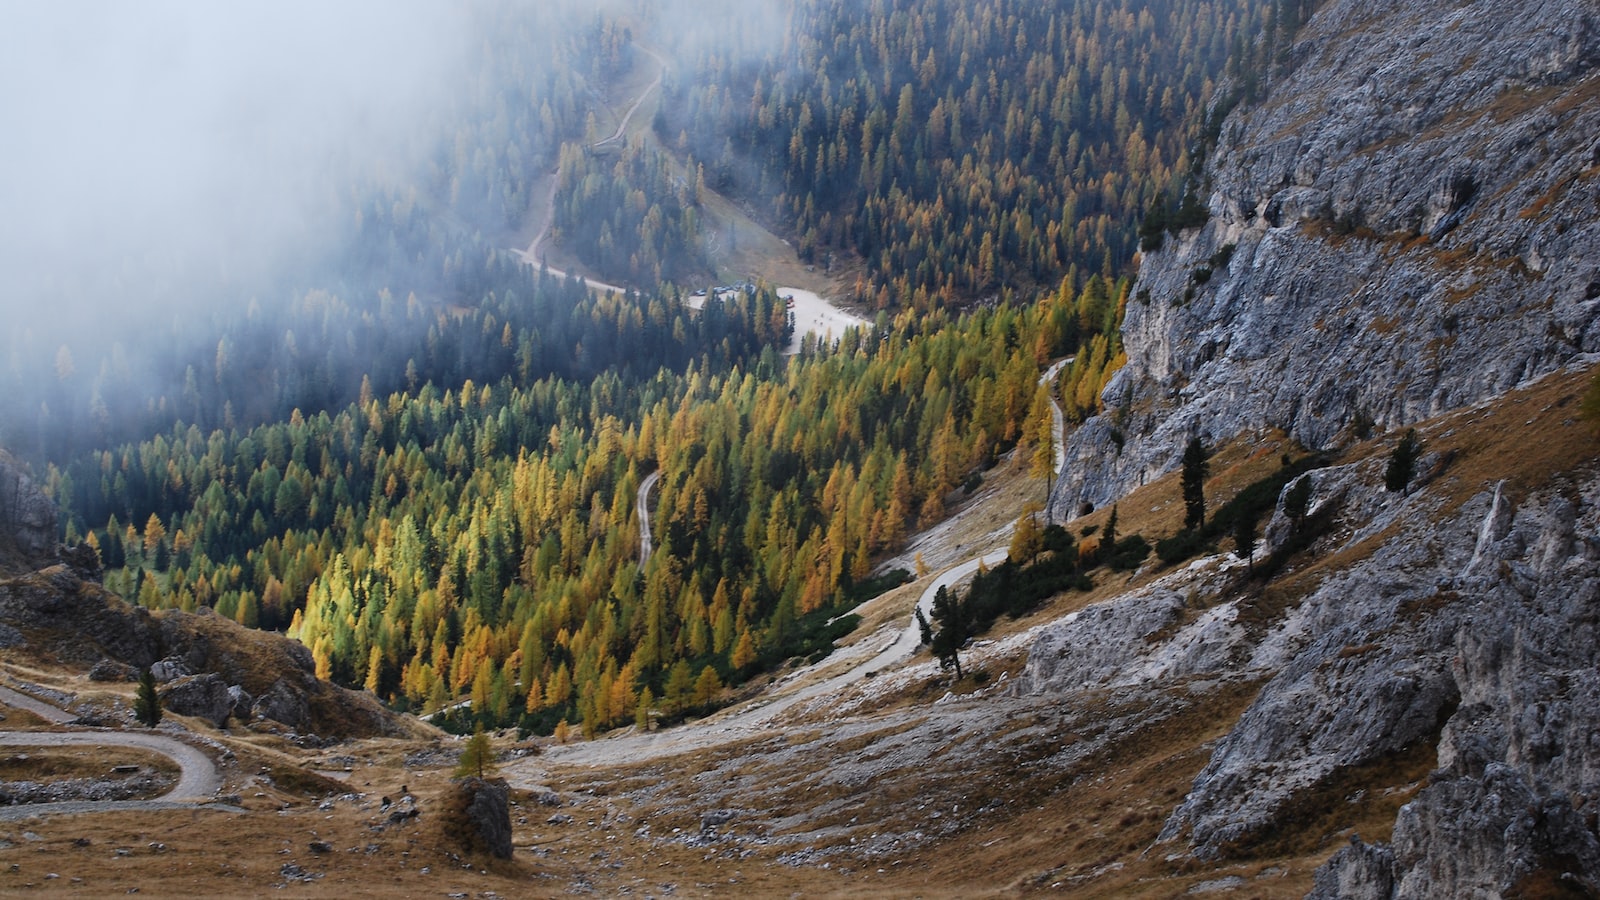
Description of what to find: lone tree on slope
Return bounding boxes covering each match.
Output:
[1182,436,1209,532]
[1385,428,1421,495]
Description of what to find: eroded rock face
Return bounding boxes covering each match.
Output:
[159,673,234,727]
[1302,479,1600,896]
[226,684,254,722]
[251,678,309,730]
[0,451,57,570]
[1026,449,1600,890]
[461,777,514,860]
[1024,2,1600,882]
[1050,0,1600,519]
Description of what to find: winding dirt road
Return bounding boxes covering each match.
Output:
[513,44,871,356]
[0,684,225,819]
[1042,357,1071,475]
[592,46,667,149]
[519,43,667,284]
[637,469,661,567]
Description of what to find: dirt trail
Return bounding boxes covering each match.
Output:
[637,469,660,567]
[512,44,870,355]
[0,684,75,724]
[0,684,225,818]
[1042,357,1071,474]
[592,46,667,149]
[518,43,667,285]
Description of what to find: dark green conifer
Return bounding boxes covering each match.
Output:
[1182,437,1209,532]
[135,667,162,728]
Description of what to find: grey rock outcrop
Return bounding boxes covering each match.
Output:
[1022,2,1600,882]
[1016,560,1248,694]
[149,656,193,683]
[454,777,513,860]
[1050,0,1600,519]
[251,678,309,730]
[0,451,57,572]
[226,684,254,721]
[159,673,233,727]
[88,659,137,682]
[1303,476,1600,896]
[1026,435,1600,891]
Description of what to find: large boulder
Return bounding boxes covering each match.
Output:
[251,678,309,729]
[452,777,513,859]
[149,656,193,683]
[88,659,137,682]
[159,673,233,727]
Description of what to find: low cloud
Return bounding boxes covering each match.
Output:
[0,1,477,336]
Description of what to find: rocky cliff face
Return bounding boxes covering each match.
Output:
[1020,376,1600,892]
[1050,0,1600,518]
[1305,474,1600,897]
[1023,0,1600,893]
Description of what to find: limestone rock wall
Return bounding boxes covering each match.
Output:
[1050,0,1600,518]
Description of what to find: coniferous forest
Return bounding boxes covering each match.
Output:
[1,0,1293,736]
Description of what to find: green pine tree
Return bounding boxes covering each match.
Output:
[1384,428,1421,495]
[1182,437,1209,532]
[927,586,970,680]
[135,667,162,728]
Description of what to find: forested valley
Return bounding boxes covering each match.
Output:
[3,0,1294,737]
[658,0,1298,308]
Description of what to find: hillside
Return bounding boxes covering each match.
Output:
[1039,0,1600,893]
[3,0,1600,896]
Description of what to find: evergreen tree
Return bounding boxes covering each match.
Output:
[1384,428,1421,495]
[635,687,654,730]
[1182,437,1209,532]
[1102,504,1119,564]
[454,727,497,779]
[927,586,969,680]
[135,667,162,728]
[1234,510,1259,574]
[915,607,933,646]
